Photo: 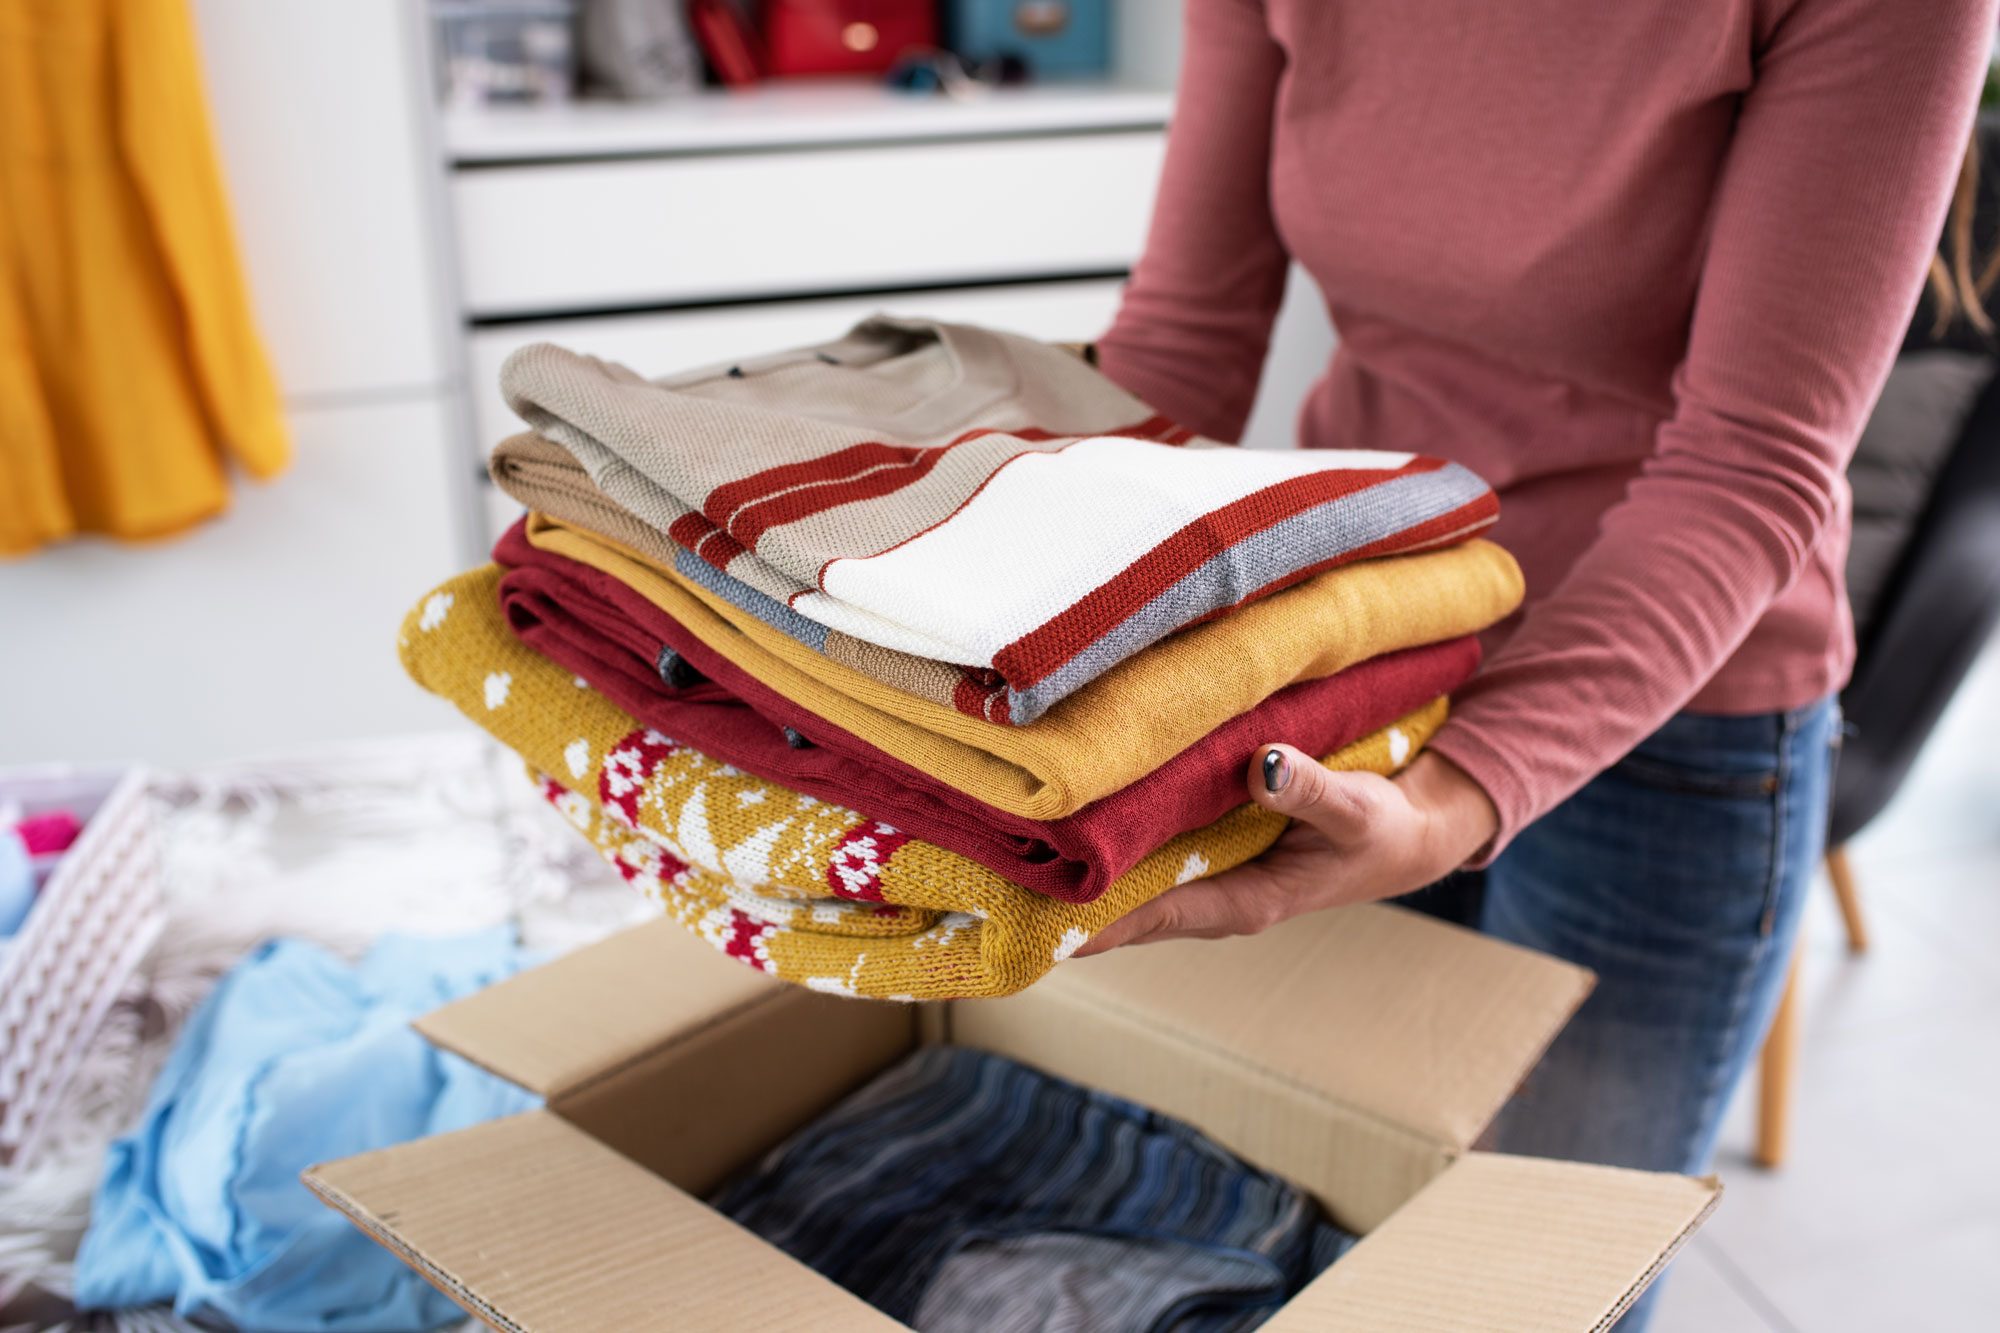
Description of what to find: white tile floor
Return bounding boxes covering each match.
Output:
[1652,640,2000,1332]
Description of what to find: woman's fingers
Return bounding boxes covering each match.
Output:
[1249,744,1396,846]
[1072,876,1276,956]
[1074,749,1415,961]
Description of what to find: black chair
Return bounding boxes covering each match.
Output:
[1755,132,2000,1164]
[1833,364,2000,844]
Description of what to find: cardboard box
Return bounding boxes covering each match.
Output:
[305,904,1720,1331]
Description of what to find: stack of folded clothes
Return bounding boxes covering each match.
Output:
[400,317,1524,1001]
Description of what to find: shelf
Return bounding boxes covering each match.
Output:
[442,78,1172,164]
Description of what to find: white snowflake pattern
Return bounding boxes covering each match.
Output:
[912,913,976,951]
[693,904,780,972]
[600,741,654,818]
[552,789,592,830]
[1053,926,1091,961]
[564,737,591,779]
[418,591,453,631]
[483,671,512,710]
[1387,726,1411,766]
[1175,851,1212,885]
[804,954,868,998]
[827,834,888,898]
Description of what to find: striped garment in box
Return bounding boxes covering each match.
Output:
[500,317,1497,724]
[712,1045,1354,1331]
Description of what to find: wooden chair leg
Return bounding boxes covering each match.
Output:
[1754,851,1871,1169]
[1825,844,1869,954]
[1754,944,1804,1169]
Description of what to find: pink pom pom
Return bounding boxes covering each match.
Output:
[15,810,83,856]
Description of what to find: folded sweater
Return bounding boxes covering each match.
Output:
[398,567,1442,1000]
[496,520,1479,901]
[493,431,1028,723]
[526,514,1516,820]
[500,317,1498,722]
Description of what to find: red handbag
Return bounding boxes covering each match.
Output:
[760,0,937,77]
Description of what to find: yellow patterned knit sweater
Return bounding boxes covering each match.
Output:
[400,566,1445,1000]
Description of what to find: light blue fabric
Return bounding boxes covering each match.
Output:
[75,927,541,1331]
[0,831,33,936]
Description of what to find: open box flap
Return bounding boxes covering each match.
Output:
[958,903,1593,1153]
[414,917,790,1098]
[303,1110,902,1332]
[1270,1153,1722,1332]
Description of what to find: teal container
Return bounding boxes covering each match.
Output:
[945,0,1109,79]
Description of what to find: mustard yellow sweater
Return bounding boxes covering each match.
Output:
[400,566,1443,1000]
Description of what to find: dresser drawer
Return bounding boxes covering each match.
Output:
[451,132,1162,318]
[465,276,1126,466]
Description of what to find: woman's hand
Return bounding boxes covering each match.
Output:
[1074,747,1499,956]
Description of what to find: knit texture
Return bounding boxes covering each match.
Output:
[492,431,1020,723]
[397,566,1443,1000]
[1094,0,1994,854]
[499,316,1498,722]
[711,1046,1353,1331]
[496,518,1482,900]
[526,514,1515,820]
[1,0,289,554]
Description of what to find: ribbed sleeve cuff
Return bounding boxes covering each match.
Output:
[1425,716,1540,871]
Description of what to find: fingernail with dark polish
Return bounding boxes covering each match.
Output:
[1262,748,1290,794]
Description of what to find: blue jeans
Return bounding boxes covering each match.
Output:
[1405,696,1840,1329]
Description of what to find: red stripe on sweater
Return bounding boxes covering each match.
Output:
[697,528,748,568]
[991,459,1464,689]
[800,417,1183,596]
[716,415,1180,553]
[704,442,931,526]
[667,511,747,570]
[727,447,965,548]
[952,672,1003,722]
[666,511,712,550]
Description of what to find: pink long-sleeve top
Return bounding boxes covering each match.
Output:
[1097,0,1996,855]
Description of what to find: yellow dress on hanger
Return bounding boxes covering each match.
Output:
[0,0,289,556]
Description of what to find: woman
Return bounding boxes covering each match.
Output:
[1080,3,1994,1320]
